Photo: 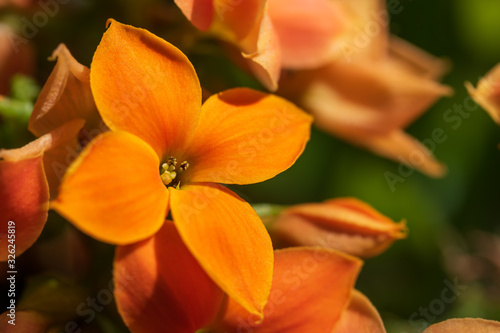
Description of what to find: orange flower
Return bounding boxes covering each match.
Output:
[466,63,500,126]
[52,20,312,317]
[114,221,364,333]
[270,198,407,258]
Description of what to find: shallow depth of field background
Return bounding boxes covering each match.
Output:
[1,0,500,332]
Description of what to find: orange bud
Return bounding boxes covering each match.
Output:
[271,198,407,258]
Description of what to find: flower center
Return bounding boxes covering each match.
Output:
[160,156,189,188]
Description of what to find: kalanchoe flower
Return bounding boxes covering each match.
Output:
[423,318,500,332]
[114,220,363,333]
[270,198,407,258]
[52,19,312,317]
[466,63,500,126]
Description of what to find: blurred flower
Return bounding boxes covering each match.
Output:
[114,220,365,333]
[423,318,500,332]
[277,7,452,177]
[52,19,312,318]
[270,198,407,258]
[466,63,500,126]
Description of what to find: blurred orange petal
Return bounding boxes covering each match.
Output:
[268,0,344,69]
[185,88,312,185]
[0,310,51,332]
[90,19,201,157]
[272,198,407,258]
[169,183,273,318]
[423,318,500,332]
[52,131,169,245]
[331,289,386,333]
[355,130,447,178]
[29,44,99,137]
[216,247,362,333]
[174,0,214,31]
[466,63,500,125]
[114,221,224,333]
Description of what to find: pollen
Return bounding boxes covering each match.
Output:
[160,156,189,186]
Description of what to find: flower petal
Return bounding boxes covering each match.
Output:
[466,63,500,125]
[90,19,202,157]
[268,0,345,69]
[331,290,386,333]
[272,198,408,258]
[169,183,273,318]
[29,44,100,137]
[184,88,312,185]
[216,247,362,333]
[213,0,266,45]
[114,221,224,333]
[423,318,500,333]
[0,156,48,261]
[52,131,169,245]
[243,12,282,91]
[352,130,447,178]
[174,0,214,31]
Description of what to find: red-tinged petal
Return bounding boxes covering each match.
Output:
[466,63,500,125]
[169,183,273,318]
[29,44,100,137]
[174,0,214,31]
[423,318,500,333]
[90,19,202,157]
[215,247,362,333]
[331,290,386,333]
[52,131,169,245]
[114,221,224,333]
[213,0,266,44]
[184,88,312,185]
[350,130,446,178]
[1,118,84,198]
[0,157,48,261]
[243,12,282,91]
[268,0,345,69]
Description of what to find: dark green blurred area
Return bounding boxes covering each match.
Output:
[1,0,499,332]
